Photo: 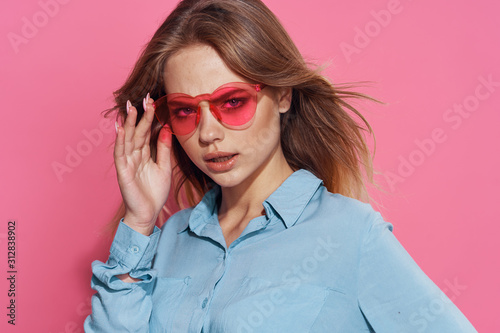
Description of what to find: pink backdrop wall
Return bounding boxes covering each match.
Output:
[1,0,498,331]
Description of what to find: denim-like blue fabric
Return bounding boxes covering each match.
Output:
[85,169,476,332]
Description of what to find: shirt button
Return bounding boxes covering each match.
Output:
[128,245,140,254]
[201,298,208,309]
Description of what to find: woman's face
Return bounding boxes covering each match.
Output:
[163,44,291,188]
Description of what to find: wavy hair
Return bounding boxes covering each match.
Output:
[105,0,381,229]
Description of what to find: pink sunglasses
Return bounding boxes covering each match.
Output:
[154,81,266,136]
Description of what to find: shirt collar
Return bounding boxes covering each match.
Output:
[177,169,324,233]
[262,169,323,228]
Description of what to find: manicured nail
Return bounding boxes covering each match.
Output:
[146,92,150,103]
[115,121,119,134]
[126,100,131,114]
[143,97,147,111]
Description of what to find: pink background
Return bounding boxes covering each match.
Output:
[1,0,498,331]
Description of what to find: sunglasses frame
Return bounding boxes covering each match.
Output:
[153,81,266,136]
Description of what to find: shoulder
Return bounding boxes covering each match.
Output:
[312,185,381,220]
[303,185,391,239]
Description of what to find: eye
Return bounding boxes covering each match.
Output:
[223,98,247,109]
[172,107,197,117]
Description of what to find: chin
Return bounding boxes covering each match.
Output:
[206,169,246,188]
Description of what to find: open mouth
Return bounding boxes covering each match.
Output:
[209,154,236,163]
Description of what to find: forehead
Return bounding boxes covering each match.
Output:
[163,44,245,96]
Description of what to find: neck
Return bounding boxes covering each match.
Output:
[218,153,294,221]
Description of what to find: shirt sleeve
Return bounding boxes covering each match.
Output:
[84,220,161,333]
[357,214,477,333]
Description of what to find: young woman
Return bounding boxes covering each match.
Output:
[85,0,477,332]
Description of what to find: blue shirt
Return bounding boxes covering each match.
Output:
[84,169,476,332]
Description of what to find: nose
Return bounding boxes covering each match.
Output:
[197,101,224,144]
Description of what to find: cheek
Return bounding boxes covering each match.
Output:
[239,106,282,155]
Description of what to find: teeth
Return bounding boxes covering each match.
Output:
[211,155,234,163]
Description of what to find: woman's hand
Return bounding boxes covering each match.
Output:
[113,94,173,236]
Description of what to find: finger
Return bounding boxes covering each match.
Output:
[139,129,151,158]
[124,101,137,155]
[143,97,155,148]
[144,127,151,148]
[156,125,173,171]
[134,94,156,148]
[113,124,127,170]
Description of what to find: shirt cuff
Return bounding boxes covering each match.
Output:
[108,219,161,270]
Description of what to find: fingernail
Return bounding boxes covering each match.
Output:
[126,100,131,114]
[115,121,119,134]
[143,97,147,111]
[146,92,150,103]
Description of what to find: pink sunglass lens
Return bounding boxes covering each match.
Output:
[166,97,199,135]
[210,87,256,126]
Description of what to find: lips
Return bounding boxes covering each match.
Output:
[203,151,237,162]
[203,151,239,172]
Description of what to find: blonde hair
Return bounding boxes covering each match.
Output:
[105,0,380,229]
